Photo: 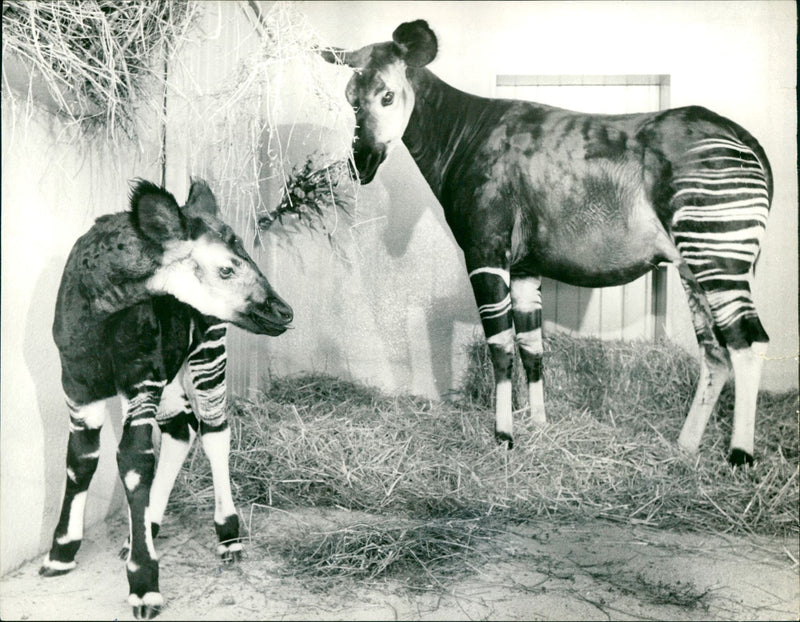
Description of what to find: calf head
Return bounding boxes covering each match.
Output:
[135,178,293,335]
[320,19,438,183]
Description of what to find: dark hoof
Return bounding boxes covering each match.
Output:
[728,448,754,467]
[221,548,242,564]
[133,604,161,620]
[494,430,514,450]
[39,564,74,577]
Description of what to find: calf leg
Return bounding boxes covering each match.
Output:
[118,381,165,620]
[467,262,515,447]
[184,320,241,560]
[40,399,107,576]
[201,421,241,562]
[118,374,198,560]
[511,275,546,424]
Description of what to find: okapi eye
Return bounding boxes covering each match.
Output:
[381,91,395,107]
[218,266,235,279]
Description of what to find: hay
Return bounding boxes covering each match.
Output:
[270,516,493,587]
[257,154,354,244]
[171,334,798,581]
[2,0,198,139]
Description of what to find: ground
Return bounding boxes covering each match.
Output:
[1,506,797,621]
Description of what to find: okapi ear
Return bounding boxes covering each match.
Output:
[183,177,219,219]
[317,45,372,69]
[392,19,437,67]
[129,179,186,245]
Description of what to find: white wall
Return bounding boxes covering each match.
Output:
[286,0,797,391]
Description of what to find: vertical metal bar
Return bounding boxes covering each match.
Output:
[651,75,671,340]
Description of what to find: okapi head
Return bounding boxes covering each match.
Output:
[138,179,293,335]
[320,19,438,184]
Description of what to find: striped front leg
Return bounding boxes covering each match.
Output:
[185,320,242,562]
[468,264,515,448]
[40,399,107,576]
[118,380,165,620]
[511,275,546,424]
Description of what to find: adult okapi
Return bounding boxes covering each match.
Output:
[321,20,772,465]
[41,179,293,619]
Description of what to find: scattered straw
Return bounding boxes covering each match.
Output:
[171,333,798,580]
[269,516,493,587]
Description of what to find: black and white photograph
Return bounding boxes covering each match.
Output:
[1,1,797,620]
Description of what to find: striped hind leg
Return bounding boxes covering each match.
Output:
[671,136,770,464]
[40,399,107,576]
[511,275,546,424]
[467,259,515,447]
[117,380,166,619]
[184,320,242,561]
[675,266,731,455]
[118,372,198,560]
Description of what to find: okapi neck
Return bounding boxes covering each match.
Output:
[402,68,511,210]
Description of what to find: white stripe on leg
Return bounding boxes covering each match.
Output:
[495,380,513,441]
[528,380,545,425]
[201,427,236,523]
[728,342,767,458]
[678,356,729,454]
[150,431,194,526]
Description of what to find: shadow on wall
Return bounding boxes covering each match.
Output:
[367,145,480,396]
[24,254,124,551]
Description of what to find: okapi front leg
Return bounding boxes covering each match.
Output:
[511,275,546,424]
[40,399,107,576]
[185,320,241,561]
[468,264,515,448]
[118,382,165,620]
[200,421,241,562]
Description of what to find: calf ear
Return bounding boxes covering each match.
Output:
[183,177,219,219]
[130,179,185,245]
[392,19,437,67]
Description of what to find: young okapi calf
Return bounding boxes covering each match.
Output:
[40,179,293,619]
[321,20,773,465]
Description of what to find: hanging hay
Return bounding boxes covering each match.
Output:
[172,334,799,544]
[2,0,199,139]
[257,154,354,245]
[163,1,359,248]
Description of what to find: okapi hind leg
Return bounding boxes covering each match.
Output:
[467,262,515,448]
[117,381,166,620]
[40,399,107,577]
[118,376,198,561]
[676,267,731,456]
[511,275,546,424]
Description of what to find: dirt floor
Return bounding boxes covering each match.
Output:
[1,506,798,621]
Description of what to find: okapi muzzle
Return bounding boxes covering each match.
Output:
[350,124,387,185]
[235,270,293,336]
